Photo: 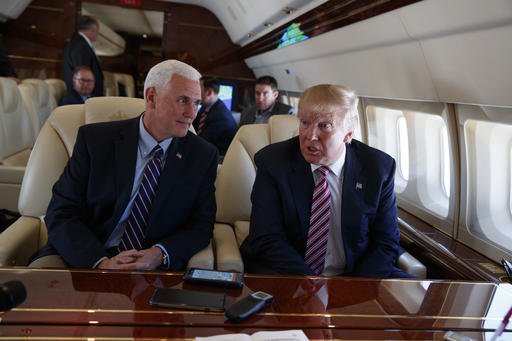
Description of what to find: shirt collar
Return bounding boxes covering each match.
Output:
[139,115,173,157]
[78,32,94,49]
[310,146,346,178]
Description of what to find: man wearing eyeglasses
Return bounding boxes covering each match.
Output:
[59,65,96,105]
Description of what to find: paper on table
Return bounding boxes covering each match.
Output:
[196,329,309,341]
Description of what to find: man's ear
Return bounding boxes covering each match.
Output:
[145,87,156,109]
[343,131,353,143]
[272,89,279,100]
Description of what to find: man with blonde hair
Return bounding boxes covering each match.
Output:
[241,84,410,278]
[31,60,218,270]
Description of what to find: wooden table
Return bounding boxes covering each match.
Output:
[0,268,510,340]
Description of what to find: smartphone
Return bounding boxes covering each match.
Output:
[149,288,226,312]
[183,267,244,288]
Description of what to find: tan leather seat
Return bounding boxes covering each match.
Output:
[0,77,34,212]
[0,96,212,268]
[214,115,426,278]
[45,79,67,105]
[113,73,136,97]
[21,79,56,126]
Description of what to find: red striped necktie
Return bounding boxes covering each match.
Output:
[305,166,332,275]
[197,110,207,134]
[119,144,163,251]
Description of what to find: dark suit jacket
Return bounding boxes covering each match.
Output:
[239,101,294,127]
[240,137,404,278]
[37,116,218,270]
[0,43,17,77]
[62,34,104,97]
[192,99,236,155]
[59,89,86,105]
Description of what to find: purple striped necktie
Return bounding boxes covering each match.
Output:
[119,144,163,251]
[305,166,332,275]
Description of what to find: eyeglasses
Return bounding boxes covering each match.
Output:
[74,78,95,84]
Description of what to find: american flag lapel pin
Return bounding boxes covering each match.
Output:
[176,152,182,159]
[356,182,363,190]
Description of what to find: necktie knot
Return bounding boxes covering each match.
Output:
[151,144,163,160]
[315,166,330,178]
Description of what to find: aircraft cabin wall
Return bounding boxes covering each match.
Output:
[246,0,512,265]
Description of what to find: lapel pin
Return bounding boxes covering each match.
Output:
[356,182,363,190]
[176,152,182,159]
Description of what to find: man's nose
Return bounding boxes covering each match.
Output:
[304,125,318,140]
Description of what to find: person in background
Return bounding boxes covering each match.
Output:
[0,37,20,84]
[238,75,295,127]
[62,15,104,97]
[59,66,95,105]
[241,84,413,278]
[29,59,218,271]
[192,77,237,156]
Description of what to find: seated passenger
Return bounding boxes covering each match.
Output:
[30,59,218,270]
[59,65,95,105]
[240,84,412,278]
[192,77,237,156]
[238,75,295,126]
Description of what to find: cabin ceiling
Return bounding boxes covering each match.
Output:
[82,0,328,45]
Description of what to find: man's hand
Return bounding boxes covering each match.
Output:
[98,247,163,270]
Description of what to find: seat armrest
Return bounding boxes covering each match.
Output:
[187,240,214,270]
[233,220,250,247]
[0,216,43,266]
[213,223,243,272]
[398,251,427,279]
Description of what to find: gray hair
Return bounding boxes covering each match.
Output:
[298,84,359,142]
[143,59,202,98]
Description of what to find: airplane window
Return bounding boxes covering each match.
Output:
[397,116,409,182]
[464,120,512,252]
[441,126,451,198]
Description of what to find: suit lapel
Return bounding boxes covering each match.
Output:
[146,133,187,228]
[289,146,314,237]
[112,117,139,222]
[341,143,367,228]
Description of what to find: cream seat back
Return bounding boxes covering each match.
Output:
[45,79,67,105]
[0,77,34,212]
[213,115,426,278]
[21,79,56,130]
[214,115,299,271]
[0,96,211,268]
[18,82,40,143]
[113,73,136,97]
[103,71,117,96]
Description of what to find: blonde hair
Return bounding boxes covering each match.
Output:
[298,84,359,141]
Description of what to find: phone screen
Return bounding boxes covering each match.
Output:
[191,269,236,282]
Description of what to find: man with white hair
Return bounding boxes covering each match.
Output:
[31,60,218,271]
[241,84,411,278]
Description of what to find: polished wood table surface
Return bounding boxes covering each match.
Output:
[0,268,511,340]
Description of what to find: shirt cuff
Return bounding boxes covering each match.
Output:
[93,256,108,269]
[154,244,170,269]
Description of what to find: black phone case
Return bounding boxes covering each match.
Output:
[183,268,244,288]
[149,288,226,312]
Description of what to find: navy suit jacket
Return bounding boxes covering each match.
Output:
[62,34,104,97]
[59,88,86,105]
[192,99,236,155]
[240,137,404,277]
[37,116,218,270]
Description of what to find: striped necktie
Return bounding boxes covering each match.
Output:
[305,166,332,275]
[197,110,207,135]
[119,144,164,251]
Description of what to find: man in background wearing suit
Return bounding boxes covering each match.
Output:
[30,60,218,270]
[241,84,411,278]
[238,75,295,127]
[193,77,237,156]
[62,15,104,97]
[59,66,95,105]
